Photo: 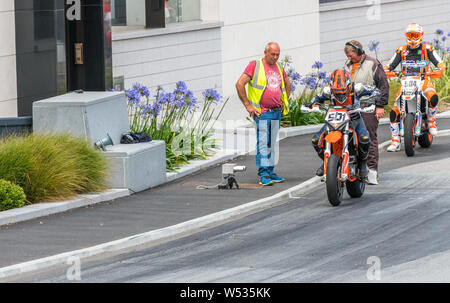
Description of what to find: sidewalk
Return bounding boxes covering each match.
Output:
[0,113,449,279]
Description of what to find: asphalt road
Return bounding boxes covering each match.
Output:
[9,123,450,283]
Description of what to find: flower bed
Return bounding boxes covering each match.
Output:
[124,82,228,172]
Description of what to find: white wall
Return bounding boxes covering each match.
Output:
[320,0,450,71]
[217,0,321,122]
[111,23,223,98]
[0,0,17,117]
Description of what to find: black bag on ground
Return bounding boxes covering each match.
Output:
[120,132,152,144]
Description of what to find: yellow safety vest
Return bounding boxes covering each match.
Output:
[248,59,289,115]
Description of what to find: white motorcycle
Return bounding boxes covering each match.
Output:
[386,71,437,157]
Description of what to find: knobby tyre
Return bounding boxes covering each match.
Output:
[404,113,416,157]
[346,166,365,198]
[326,154,344,206]
[418,118,433,148]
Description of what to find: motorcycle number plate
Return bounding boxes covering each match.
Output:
[326,110,349,124]
[401,77,421,96]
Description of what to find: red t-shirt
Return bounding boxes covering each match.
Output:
[244,60,287,113]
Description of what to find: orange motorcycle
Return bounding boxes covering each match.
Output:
[302,102,375,206]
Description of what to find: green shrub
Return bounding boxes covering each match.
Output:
[282,91,325,127]
[433,58,450,104]
[384,80,401,118]
[0,179,26,211]
[0,133,109,203]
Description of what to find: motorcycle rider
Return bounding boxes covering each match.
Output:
[305,69,381,178]
[385,23,446,152]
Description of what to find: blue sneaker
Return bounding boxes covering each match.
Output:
[259,176,274,186]
[269,174,285,183]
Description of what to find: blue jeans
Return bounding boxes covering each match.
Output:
[254,110,281,177]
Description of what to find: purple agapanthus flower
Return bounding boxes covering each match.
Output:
[125,88,140,105]
[185,90,198,108]
[436,29,444,36]
[368,40,380,52]
[140,86,150,98]
[202,88,223,104]
[175,81,188,94]
[302,76,317,90]
[312,61,323,70]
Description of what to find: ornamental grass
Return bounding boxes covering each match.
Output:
[0,133,109,204]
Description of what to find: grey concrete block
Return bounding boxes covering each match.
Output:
[32,91,167,193]
[32,91,130,145]
[104,141,167,192]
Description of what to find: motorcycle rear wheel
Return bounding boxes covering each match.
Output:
[326,154,344,206]
[346,174,365,198]
[404,113,416,157]
[418,128,433,148]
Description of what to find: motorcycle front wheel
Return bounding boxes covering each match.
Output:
[326,154,344,206]
[404,113,416,157]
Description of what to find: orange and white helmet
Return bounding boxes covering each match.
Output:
[405,23,424,49]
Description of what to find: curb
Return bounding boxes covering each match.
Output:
[2,115,450,278]
[0,134,397,279]
[0,189,130,227]
[0,126,318,228]
[2,113,450,227]
[0,177,322,280]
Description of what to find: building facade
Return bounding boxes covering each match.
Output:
[1,0,449,122]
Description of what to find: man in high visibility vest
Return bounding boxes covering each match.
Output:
[236,42,291,186]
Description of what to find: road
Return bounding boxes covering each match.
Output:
[9,127,450,283]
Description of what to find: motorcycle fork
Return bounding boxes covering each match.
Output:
[340,129,350,182]
[323,141,331,180]
[415,94,422,136]
[399,98,405,137]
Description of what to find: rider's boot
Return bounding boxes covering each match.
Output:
[359,159,369,179]
[316,163,324,177]
[358,144,369,179]
[386,122,401,152]
[427,106,438,136]
[312,141,325,177]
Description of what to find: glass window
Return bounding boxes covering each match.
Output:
[110,0,200,28]
[111,0,145,27]
[166,0,201,24]
[111,0,127,26]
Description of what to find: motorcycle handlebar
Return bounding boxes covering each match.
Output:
[385,70,442,79]
[300,104,375,115]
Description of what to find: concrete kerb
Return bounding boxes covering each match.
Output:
[0,130,401,280]
[2,112,450,227]
[0,189,130,227]
[0,176,322,280]
[2,114,450,279]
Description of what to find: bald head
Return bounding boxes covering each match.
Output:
[264,42,280,66]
